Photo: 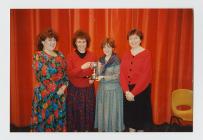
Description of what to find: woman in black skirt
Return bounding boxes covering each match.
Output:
[120,28,153,132]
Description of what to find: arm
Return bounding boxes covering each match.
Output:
[67,56,92,78]
[120,57,129,93]
[54,52,69,95]
[32,53,42,82]
[60,53,69,87]
[131,52,152,96]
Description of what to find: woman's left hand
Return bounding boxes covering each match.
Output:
[89,79,94,84]
[81,62,91,69]
[57,85,67,96]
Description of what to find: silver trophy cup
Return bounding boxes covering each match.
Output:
[90,62,98,80]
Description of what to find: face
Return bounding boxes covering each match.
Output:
[75,38,87,53]
[128,34,141,48]
[42,37,56,51]
[103,43,113,56]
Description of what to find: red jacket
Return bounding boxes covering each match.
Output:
[120,49,152,96]
[67,51,96,88]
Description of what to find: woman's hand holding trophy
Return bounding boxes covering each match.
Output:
[81,62,92,69]
[81,61,104,82]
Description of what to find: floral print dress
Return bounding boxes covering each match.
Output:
[31,51,69,132]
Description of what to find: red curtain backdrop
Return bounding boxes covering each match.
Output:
[10,9,193,127]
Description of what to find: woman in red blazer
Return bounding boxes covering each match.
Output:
[120,28,153,132]
[66,30,96,132]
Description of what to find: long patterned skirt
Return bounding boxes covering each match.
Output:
[66,82,95,132]
[31,87,67,132]
[94,82,124,132]
[124,84,153,130]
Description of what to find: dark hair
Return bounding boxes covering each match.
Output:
[37,28,58,51]
[127,28,143,40]
[101,37,115,49]
[72,30,91,48]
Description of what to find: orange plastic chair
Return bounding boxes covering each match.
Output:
[171,89,193,125]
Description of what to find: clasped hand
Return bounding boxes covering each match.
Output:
[125,91,135,101]
[81,62,96,69]
[57,85,67,96]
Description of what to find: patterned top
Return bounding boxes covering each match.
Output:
[32,51,69,94]
[98,54,121,90]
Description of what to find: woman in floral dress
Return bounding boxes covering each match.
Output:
[31,28,69,132]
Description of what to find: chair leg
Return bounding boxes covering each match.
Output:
[170,116,183,126]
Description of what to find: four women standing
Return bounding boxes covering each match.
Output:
[31,28,153,132]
